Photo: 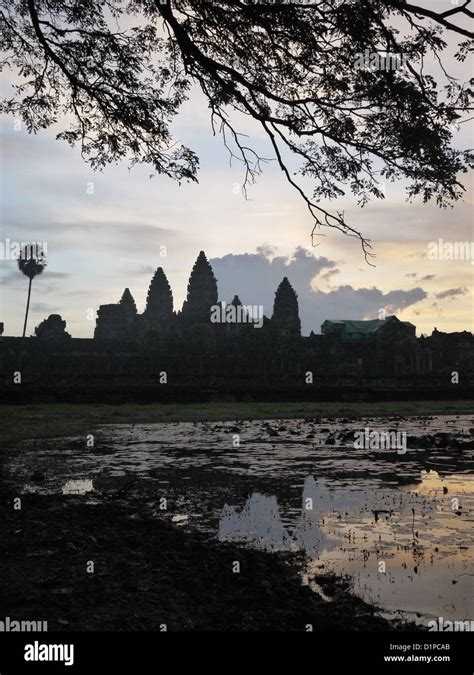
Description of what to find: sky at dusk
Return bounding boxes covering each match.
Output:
[1,17,472,338]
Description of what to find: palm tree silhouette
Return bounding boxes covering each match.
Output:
[18,245,47,338]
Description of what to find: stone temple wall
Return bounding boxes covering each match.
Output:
[0,330,473,391]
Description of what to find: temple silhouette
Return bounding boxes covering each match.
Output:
[1,251,473,401]
[93,251,302,341]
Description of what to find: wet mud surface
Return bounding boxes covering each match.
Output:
[1,415,473,630]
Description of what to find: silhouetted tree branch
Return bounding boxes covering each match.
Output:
[1,0,472,261]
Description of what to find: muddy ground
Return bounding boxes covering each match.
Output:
[2,413,472,631]
[0,492,398,631]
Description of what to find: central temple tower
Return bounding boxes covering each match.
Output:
[181,251,218,323]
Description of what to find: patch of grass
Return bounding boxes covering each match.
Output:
[0,400,473,444]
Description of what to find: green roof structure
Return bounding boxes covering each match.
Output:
[321,315,415,339]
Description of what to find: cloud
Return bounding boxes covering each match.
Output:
[421,274,436,281]
[125,264,158,277]
[30,302,57,314]
[2,216,176,255]
[0,266,23,286]
[0,266,66,286]
[41,272,71,280]
[210,248,427,334]
[321,268,340,281]
[255,243,277,259]
[435,287,468,300]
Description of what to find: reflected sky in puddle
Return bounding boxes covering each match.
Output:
[5,414,474,625]
[219,493,295,551]
[219,472,474,623]
[172,514,189,525]
[62,479,94,495]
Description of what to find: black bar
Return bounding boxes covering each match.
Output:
[0,631,472,673]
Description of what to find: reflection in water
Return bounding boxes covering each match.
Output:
[219,482,333,553]
[172,515,189,525]
[410,469,456,496]
[62,479,94,495]
[7,414,474,625]
[219,493,292,551]
[218,473,474,624]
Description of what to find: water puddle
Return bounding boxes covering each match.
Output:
[5,414,474,625]
[62,479,94,495]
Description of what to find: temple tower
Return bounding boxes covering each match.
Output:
[231,295,242,308]
[95,288,138,341]
[272,277,301,337]
[142,268,174,330]
[181,251,218,323]
[119,288,137,318]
